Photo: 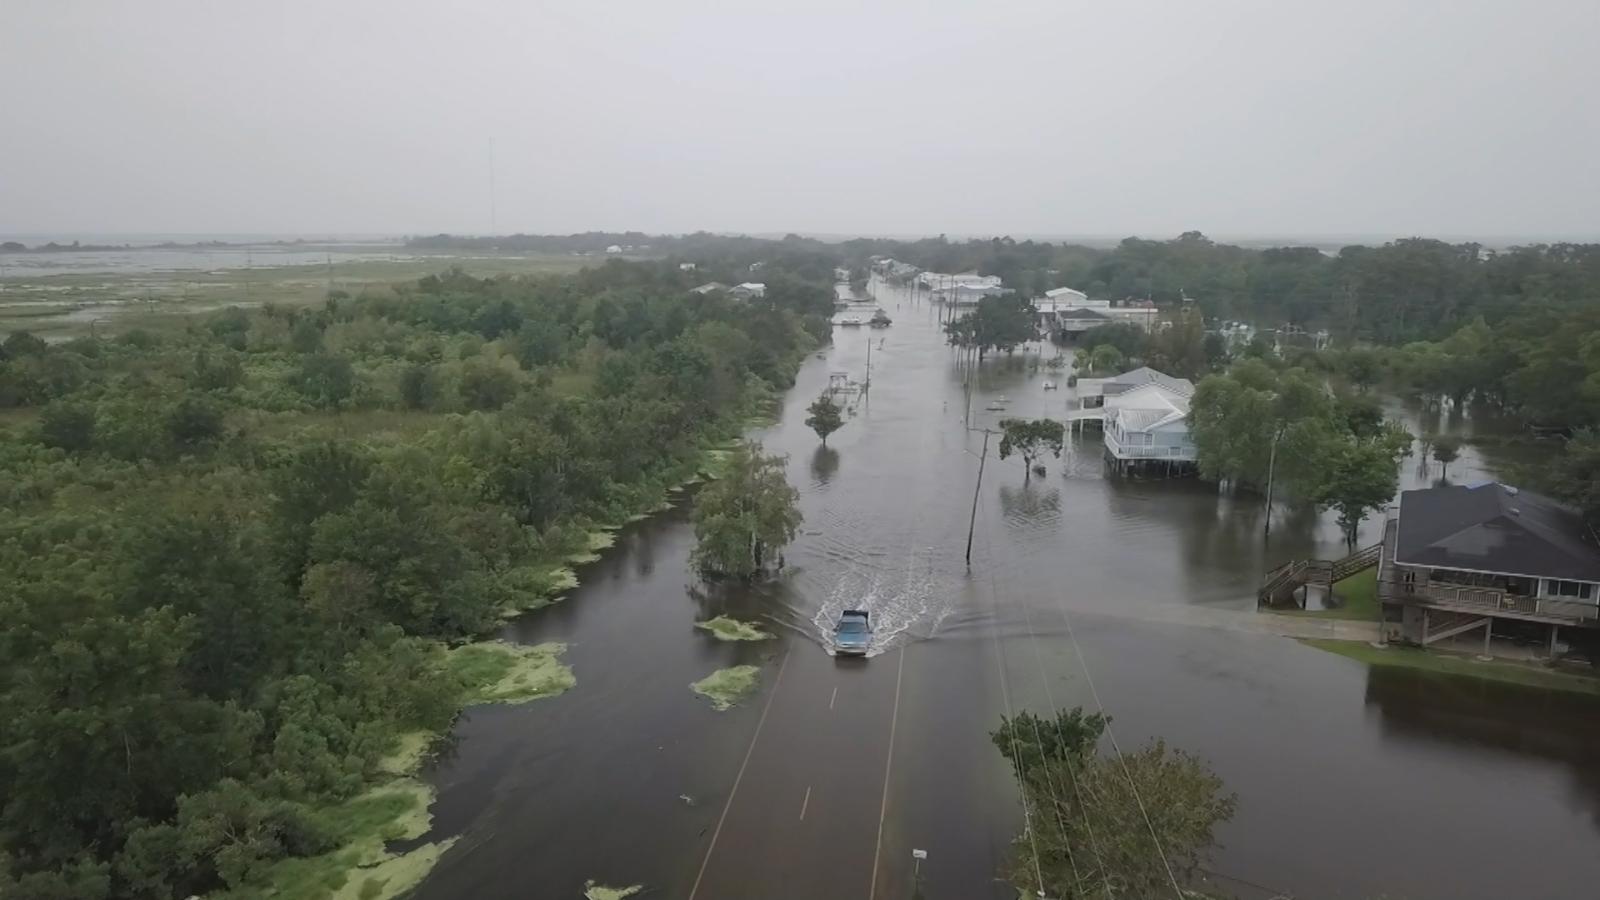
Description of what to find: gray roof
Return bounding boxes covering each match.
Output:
[1395,483,1600,581]
[1056,307,1110,321]
[1103,366,1195,398]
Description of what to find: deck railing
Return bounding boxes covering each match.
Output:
[1379,577,1600,623]
[1103,433,1197,460]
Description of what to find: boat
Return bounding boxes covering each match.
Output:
[985,395,1009,411]
[838,316,863,327]
[833,610,871,656]
[1042,380,1056,390]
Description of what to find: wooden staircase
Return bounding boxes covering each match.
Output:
[1419,609,1491,646]
[1258,543,1381,608]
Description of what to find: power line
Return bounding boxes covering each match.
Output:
[1049,593,1185,900]
[975,502,1107,900]
[974,490,1047,898]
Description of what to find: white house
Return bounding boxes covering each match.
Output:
[1104,304,1160,331]
[1043,286,1103,308]
[605,244,623,254]
[729,282,766,300]
[690,281,729,294]
[917,272,1007,306]
[679,262,697,271]
[1076,366,1194,410]
[1102,380,1198,471]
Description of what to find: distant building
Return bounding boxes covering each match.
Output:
[679,262,697,271]
[1043,286,1099,308]
[875,259,920,280]
[690,281,729,294]
[1104,300,1159,331]
[730,282,766,300]
[1036,301,1111,337]
[605,244,623,254]
[918,272,1006,306]
[1379,484,1600,656]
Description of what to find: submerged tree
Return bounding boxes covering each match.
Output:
[691,442,802,579]
[1311,424,1412,546]
[998,417,1066,481]
[944,294,1037,360]
[992,708,1236,900]
[1432,435,1461,478]
[804,392,844,446]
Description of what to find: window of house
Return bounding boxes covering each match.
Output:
[1547,580,1595,600]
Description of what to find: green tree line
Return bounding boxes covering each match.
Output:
[0,260,826,898]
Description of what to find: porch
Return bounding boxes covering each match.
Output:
[1378,520,1600,628]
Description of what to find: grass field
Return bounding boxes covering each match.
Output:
[1303,638,1600,696]
[0,251,613,340]
[1270,568,1380,622]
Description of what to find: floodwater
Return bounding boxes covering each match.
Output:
[411,277,1600,900]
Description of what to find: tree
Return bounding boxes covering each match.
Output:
[992,708,1236,900]
[1432,435,1461,478]
[691,442,801,579]
[165,396,225,451]
[458,360,519,410]
[1339,347,1382,392]
[37,401,96,453]
[945,294,1037,360]
[398,364,435,410]
[804,392,843,446]
[1077,323,1145,359]
[1189,362,1333,492]
[292,354,354,407]
[1088,343,1123,375]
[1312,429,1410,546]
[998,418,1065,481]
[2,331,48,359]
[1555,429,1600,527]
[1145,308,1208,378]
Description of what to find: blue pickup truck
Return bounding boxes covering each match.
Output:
[833,610,872,656]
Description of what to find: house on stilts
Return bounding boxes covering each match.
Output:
[1376,482,1600,657]
[1072,367,1198,477]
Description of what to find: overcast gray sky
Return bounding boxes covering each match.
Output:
[3,0,1597,240]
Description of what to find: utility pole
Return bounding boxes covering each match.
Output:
[965,429,993,567]
[865,337,872,391]
[1263,430,1280,540]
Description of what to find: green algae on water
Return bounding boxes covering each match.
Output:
[451,641,576,704]
[691,665,761,711]
[695,615,774,642]
[583,881,643,900]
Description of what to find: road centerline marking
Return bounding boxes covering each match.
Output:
[800,785,812,821]
[868,646,907,900]
[829,685,838,710]
[687,649,791,900]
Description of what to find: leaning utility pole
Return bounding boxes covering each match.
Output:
[1262,429,1280,540]
[965,429,993,567]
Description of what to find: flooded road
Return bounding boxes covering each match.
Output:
[412,277,1600,900]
